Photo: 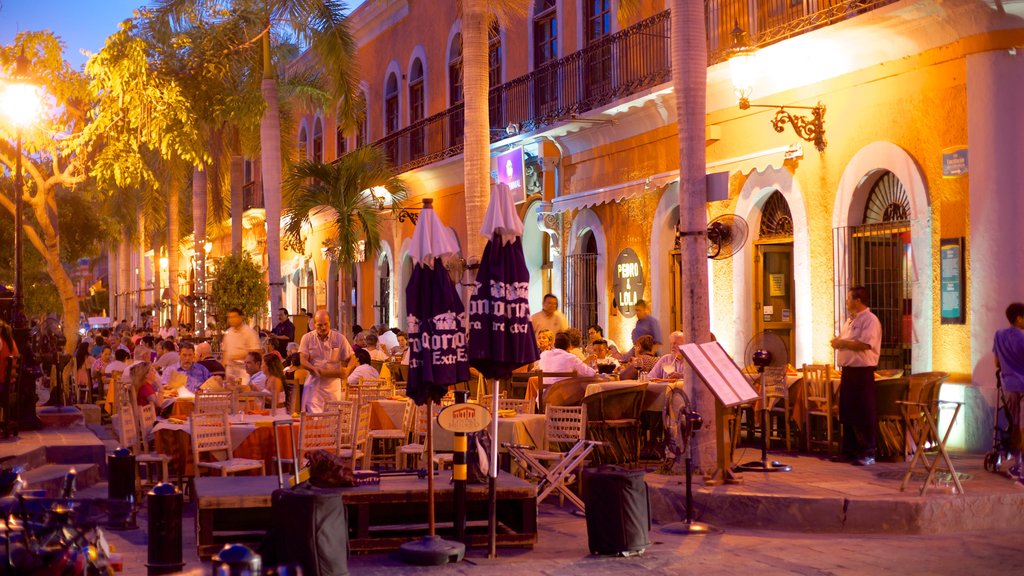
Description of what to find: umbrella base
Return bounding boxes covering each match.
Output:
[399,536,465,566]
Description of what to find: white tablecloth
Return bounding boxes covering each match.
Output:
[584,379,686,412]
[152,413,291,450]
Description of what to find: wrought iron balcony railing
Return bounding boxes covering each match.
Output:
[365,0,896,174]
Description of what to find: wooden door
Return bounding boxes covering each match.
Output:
[754,243,795,365]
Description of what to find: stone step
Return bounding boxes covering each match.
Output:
[20,463,102,497]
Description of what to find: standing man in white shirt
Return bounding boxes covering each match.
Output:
[531,294,568,336]
[222,308,261,385]
[831,286,882,466]
[299,310,357,412]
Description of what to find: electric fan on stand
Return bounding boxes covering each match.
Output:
[735,331,792,473]
[660,387,719,535]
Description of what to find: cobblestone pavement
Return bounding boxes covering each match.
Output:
[78,485,1024,576]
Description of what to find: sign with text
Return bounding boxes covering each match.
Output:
[438,403,492,433]
[940,237,965,324]
[942,147,968,178]
[495,147,525,202]
[613,248,644,318]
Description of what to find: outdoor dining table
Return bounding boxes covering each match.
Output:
[584,379,686,413]
[154,413,298,477]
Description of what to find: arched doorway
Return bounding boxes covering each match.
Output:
[834,171,912,373]
[375,254,392,327]
[567,230,598,333]
[753,191,795,365]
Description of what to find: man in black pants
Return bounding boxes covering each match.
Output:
[831,286,882,466]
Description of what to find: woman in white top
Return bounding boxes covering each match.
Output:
[347,348,380,385]
[158,319,177,340]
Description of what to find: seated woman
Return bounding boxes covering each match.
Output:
[346,348,380,385]
[262,352,287,410]
[618,335,659,381]
[128,361,162,414]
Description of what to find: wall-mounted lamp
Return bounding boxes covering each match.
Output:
[728,25,827,153]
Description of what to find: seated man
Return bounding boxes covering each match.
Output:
[648,331,687,380]
[530,332,597,403]
[585,339,620,374]
[244,350,269,394]
[153,339,179,373]
[161,342,212,394]
[363,333,390,362]
[347,348,381,385]
[195,341,226,377]
[587,324,619,356]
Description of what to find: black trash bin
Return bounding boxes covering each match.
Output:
[583,465,650,556]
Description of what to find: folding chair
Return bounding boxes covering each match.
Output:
[195,390,235,415]
[898,373,962,495]
[504,405,601,513]
[190,412,265,477]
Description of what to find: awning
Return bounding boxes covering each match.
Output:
[550,145,801,213]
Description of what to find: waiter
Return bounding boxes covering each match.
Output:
[268,307,295,357]
[831,286,882,467]
[299,310,356,412]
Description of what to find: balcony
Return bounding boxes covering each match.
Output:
[368,1,897,175]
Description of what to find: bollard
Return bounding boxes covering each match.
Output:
[146,483,184,575]
[107,447,137,530]
[211,544,261,576]
[452,390,469,543]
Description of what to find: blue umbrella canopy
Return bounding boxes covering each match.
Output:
[468,183,539,379]
[404,199,469,405]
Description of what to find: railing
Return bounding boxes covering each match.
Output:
[242,181,263,211]
[366,1,896,174]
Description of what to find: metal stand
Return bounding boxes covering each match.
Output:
[735,367,790,473]
[400,400,465,565]
[662,426,720,535]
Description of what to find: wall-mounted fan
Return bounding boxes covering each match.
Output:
[706,214,748,260]
[734,331,792,473]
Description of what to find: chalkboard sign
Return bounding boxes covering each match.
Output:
[940,238,965,324]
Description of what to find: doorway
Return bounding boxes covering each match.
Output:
[753,191,795,365]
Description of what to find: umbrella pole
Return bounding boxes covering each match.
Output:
[427,399,436,537]
[488,378,500,558]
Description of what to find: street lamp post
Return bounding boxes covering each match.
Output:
[2,50,42,433]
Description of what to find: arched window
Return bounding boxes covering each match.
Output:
[409,58,425,159]
[312,117,324,163]
[356,90,368,148]
[448,33,464,144]
[335,104,348,157]
[385,73,400,135]
[758,191,794,240]
[297,125,308,160]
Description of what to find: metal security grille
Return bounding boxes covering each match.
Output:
[833,172,913,373]
[566,252,598,334]
[758,190,794,240]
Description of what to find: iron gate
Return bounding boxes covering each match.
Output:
[833,221,913,373]
[566,252,598,334]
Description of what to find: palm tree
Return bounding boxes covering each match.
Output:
[459,1,529,260]
[282,146,407,332]
[670,0,715,475]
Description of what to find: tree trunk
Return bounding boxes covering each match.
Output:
[261,87,283,314]
[118,238,131,323]
[28,197,79,354]
[167,175,180,327]
[672,0,715,474]
[461,0,490,260]
[107,243,116,318]
[338,263,350,338]
[231,155,244,256]
[138,212,146,327]
[152,231,162,328]
[193,166,208,331]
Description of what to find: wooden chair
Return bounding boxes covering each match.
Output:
[195,390,235,415]
[528,370,577,412]
[274,411,342,476]
[237,391,267,412]
[497,398,533,415]
[365,399,414,470]
[763,366,793,451]
[803,364,837,453]
[116,400,171,497]
[504,405,599,512]
[348,378,394,404]
[338,403,372,466]
[190,412,265,477]
[582,384,646,466]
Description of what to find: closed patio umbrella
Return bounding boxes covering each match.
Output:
[400,198,469,565]
[467,182,540,557]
